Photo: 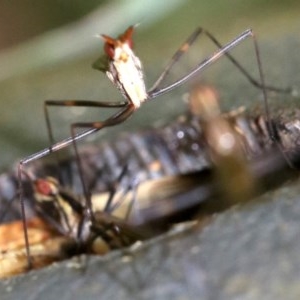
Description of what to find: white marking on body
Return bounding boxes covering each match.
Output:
[111,43,147,108]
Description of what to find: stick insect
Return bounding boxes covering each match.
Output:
[18,25,291,267]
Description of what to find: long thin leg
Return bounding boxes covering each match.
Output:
[198,29,290,93]
[44,99,128,147]
[103,164,129,213]
[18,30,269,170]
[106,174,139,220]
[122,178,139,222]
[18,167,32,269]
[148,30,256,98]
[19,103,135,267]
[43,100,128,182]
[17,26,285,268]
[148,29,274,140]
[149,27,291,95]
[70,104,135,239]
[17,29,256,268]
[149,27,202,92]
[18,103,135,193]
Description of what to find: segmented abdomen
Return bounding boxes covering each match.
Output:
[0,108,298,222]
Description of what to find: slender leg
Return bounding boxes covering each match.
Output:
[149,27,202,92]
[19,102,134,268]
[18,166,32,269]
[149,27,291,96]
[148,29,277,140]
[70,104,136,237]
[17,26,290,269]
[44,99,128,147]
[107,173,139,221]
[123,179,139,222]
[103,164,129,213]
[43,100,128,182]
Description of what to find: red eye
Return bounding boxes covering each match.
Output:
[35,179,52,196]
[104,43,115,59]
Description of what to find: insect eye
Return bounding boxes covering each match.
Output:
[104,43,115,59]
[35,179,52,196]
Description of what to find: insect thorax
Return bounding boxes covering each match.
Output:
[106,46,147,108]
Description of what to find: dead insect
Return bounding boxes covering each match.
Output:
[0,169,150,279]
[125,84,300,230]
[0,216,72,279]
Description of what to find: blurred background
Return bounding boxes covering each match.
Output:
[0,2,300,298]
[0,0,299,171]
